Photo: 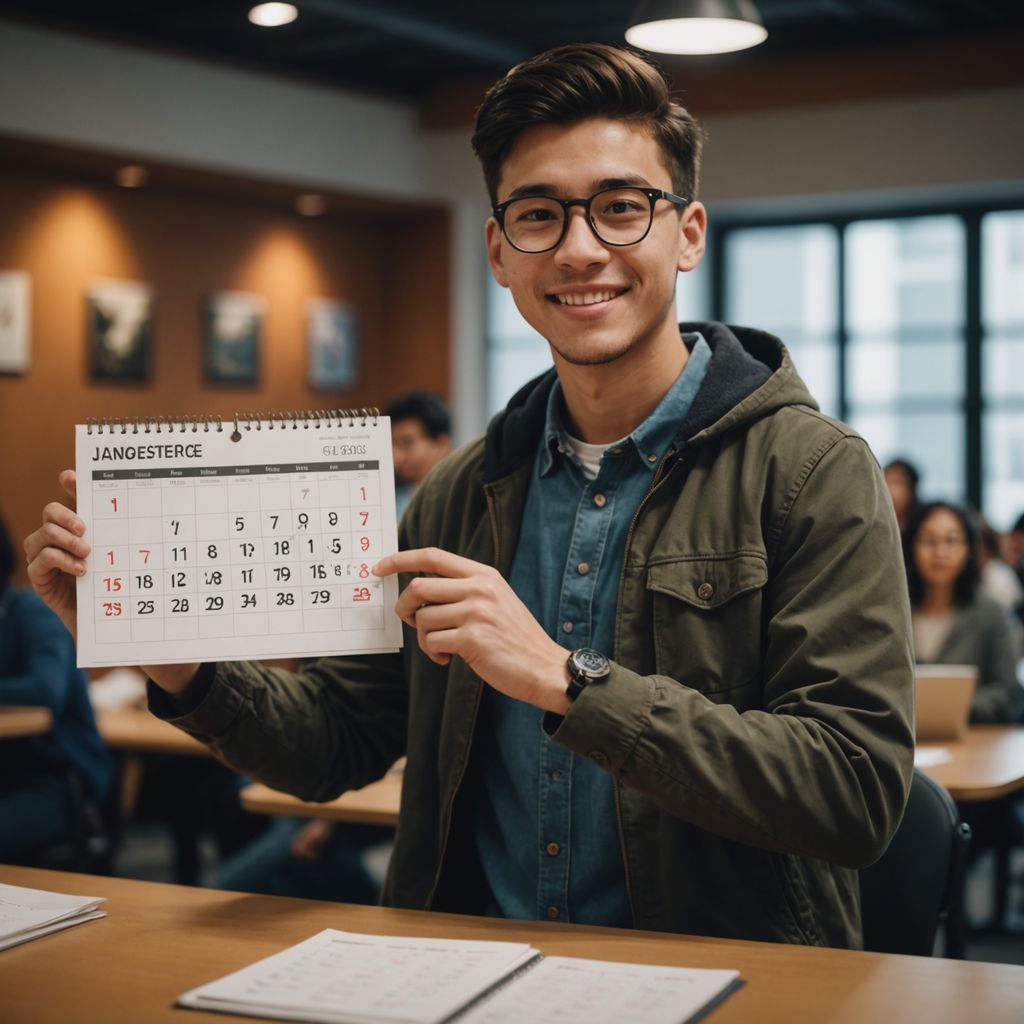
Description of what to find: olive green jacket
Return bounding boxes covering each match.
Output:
[154,322,914,948]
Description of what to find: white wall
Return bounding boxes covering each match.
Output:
[0,19,424,200]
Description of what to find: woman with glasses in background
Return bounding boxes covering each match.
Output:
[905,502,1021,723]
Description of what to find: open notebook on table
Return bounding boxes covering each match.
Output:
[177,928,741,1024]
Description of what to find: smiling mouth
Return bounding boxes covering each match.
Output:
[548,288,629,306]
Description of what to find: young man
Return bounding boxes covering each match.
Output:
[25,43,913,946]
[386,391,452,517]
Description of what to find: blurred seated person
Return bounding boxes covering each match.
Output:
[214,809,388,904]
[0,513,114,862]
[905,502,1021,723]
[386,391,452,517]
[1006,512,1024,595]
[975,515,1024,658]
[884,457,923,537]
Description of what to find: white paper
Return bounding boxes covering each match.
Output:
[0,883,106,951]
[455,956,740,1024]
[74,416,402,667]
[178,929,539,1024]
[914,746,952,768]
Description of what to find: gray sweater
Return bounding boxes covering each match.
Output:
[915,595,1022,724]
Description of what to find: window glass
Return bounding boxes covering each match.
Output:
[724,224,839,415]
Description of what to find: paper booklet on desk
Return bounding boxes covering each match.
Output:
[177,928,741,1024]
[0,882,106,951]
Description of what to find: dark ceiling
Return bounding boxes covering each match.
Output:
[2,0,1023,102]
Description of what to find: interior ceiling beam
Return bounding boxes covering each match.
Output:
[296,0,529,66]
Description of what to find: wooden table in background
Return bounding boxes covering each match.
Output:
[917,725,1024,802]
[240,771,402,828]
[0,706,53,739]
[95,707,210,758]
[1,865,1022,1024]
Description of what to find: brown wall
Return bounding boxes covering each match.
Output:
[0,171,450,583]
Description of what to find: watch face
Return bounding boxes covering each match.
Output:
[573,648,609,679]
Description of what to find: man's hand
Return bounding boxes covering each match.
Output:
[24,470,200,696]
[374,548,571,715]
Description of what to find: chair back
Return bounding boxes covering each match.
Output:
[859,768,970,956]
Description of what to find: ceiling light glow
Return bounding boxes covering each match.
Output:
[626,16,766,54]
[248,3,299,28]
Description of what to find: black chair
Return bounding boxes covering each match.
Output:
[859,768,971,958]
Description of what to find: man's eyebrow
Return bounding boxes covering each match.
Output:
[502,175,654,202]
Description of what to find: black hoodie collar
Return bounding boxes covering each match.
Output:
[483,321,779,484]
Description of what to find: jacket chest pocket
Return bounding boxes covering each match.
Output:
[646,553,767,698]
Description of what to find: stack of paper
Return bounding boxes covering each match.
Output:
[178,928,741,1024]
[0,882,106,951]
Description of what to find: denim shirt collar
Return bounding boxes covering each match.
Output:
[538,332,711,478]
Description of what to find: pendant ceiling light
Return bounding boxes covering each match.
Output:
[625,0,768,55]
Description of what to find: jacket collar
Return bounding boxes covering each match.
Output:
[483,321,811,484]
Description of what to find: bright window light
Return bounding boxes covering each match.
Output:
[625,17,767,55]
[248,3,299,28]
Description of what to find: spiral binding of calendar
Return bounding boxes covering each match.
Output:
[85,408,379,437]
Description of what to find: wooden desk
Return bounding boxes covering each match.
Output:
[95,707,210,758]
[0,706,52,738]
[240,771,402,827]
[917,725,1024,802]
[1,865,1022,1024]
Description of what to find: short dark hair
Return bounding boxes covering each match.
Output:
[904,501,979,608]
[385,391,450,439]
[1012,512,1024,535]
[0,513,13,595]
[883,458,921,493]
[471,43,705,205]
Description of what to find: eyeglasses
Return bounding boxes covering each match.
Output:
[492,186,689,254]
[914,535,968,551]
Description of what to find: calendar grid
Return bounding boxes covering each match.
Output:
[76,421,401,667]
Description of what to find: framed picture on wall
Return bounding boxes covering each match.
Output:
[307,297,357,391]
[87,278,153,382]
[204,291,264,385]
[0,270,31,374]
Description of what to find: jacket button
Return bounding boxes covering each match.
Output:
[546,905,560,919]
[697,582,714,601]
[588,750,609,768]
[546,842,561,857]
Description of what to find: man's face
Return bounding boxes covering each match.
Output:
[486,117,705,370]
[391,418,450,486]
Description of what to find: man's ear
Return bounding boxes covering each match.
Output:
[486,217,510,288]
[677,201,707,273]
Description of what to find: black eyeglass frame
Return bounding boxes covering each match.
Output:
[492,186,690,254]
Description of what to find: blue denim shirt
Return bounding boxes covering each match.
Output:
[471,334,711,925]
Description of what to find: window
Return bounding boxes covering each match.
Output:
[718,204,1024,528]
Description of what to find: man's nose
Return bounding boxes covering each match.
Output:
[555,208,610,267]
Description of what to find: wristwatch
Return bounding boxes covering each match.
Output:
[566,648,611,702]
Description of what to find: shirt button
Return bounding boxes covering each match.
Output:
[546,906,560,919]
[577,562,590,575]
[546,842,561,857]
[550,770,561,781]
[562,621,573,634]
[588,750,609,769]
[647,453,657,463]
[593,494,606,508]
[697,582,714,601]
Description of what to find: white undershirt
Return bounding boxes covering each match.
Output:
[565,434,626,482]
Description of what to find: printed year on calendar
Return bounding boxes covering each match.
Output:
[75,418,402,666]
